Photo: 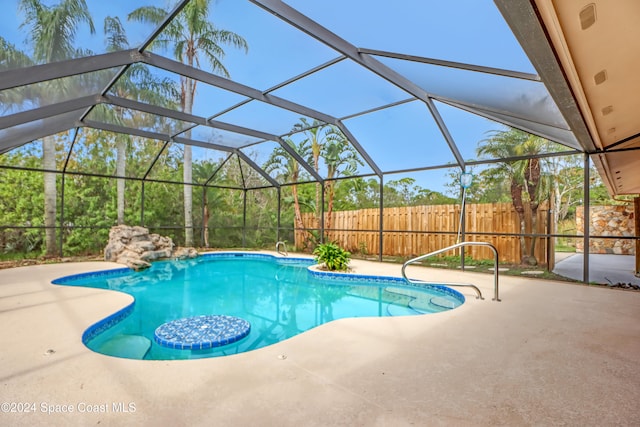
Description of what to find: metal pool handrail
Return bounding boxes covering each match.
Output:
[401,241,501,302]
[275,241,288,256]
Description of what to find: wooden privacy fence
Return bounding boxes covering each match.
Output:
[296,202,551,264]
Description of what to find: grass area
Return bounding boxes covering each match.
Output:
[0,251,42,262]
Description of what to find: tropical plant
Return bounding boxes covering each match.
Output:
[18,0,95,256]
[313,242,351,271]
[129,0,248,247]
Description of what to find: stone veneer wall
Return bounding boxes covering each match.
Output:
[576,205,636,254]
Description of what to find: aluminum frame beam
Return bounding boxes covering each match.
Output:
[0,117,79,154]
[358,48,541,81]
[0,49,141,91]
[83,120,170,142]
[83,120,238,154]
[104,95,279,142]
[0,95,100,129]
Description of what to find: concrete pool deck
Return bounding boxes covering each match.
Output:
[1,253,639,426]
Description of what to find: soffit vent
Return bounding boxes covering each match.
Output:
[580,3,597,30]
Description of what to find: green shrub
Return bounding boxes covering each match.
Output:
[313,242,351,271]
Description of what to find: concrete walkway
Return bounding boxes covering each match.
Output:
[1,255,639,426]
[553,253,640,285]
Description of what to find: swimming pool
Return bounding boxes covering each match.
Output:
[53,253,464,360]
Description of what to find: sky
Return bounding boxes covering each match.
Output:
[0,0,554,196]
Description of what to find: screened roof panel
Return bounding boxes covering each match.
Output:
[376,57,567,131]
[453,104,581,150]
[1,67,120,116]
[189,125,263,149]
[215,100,320,136]
[190,82,250,118]
[0,109,82,154]
[284,0,536,73]
[124,136,170,179]
[271,60,410,119]
[342,100,458,172]
[198,0,341,91]
[106,63,180,111]
[87,104,196,136]
[314,126,374,179]
[105,63,250,118]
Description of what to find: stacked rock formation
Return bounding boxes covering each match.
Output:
[104,225,197,270]
[576,205,635,254]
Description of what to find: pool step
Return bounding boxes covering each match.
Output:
[97,334,152,359]
[384,287,456,315]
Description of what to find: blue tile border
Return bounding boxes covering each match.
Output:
[198,251,314,267]
[52,267,133,285]
[81,302,135,343]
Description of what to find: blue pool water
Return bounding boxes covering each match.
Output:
[53,253,464,360]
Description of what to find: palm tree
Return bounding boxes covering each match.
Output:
[19,0,95,256]
[0,37,33,112]
[129,0,248,247]
[264,138,310,245]
[291,118,330,232]
[192,159,222,248]
[0,36,32,71]
[323,126,363,233]
[477,128,546,265]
